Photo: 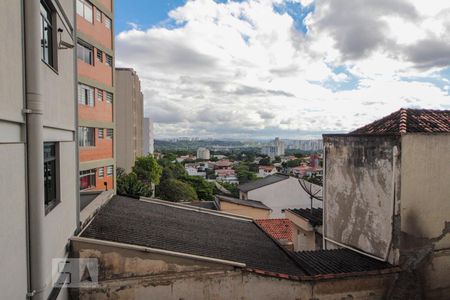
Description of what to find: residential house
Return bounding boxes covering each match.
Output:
[185,164,207,178]
[239,174,322,218]
[0,1,78,298]
[215,168,239,184]
[71,196,399,299]
[77,0,116,191]
[216,195,271,219]
[115,68,144,173]
[255,219,295,250]
[285,208,323,251]
[257,165,277,178]
[323,108,450,299]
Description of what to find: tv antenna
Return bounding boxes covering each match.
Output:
[298,178,323,210]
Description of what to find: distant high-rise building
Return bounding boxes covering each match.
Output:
[197,147,211,160]
[261,137,285,158]
[143,118,155,155]
[115,68,144,173]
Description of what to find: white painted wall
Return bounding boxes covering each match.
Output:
[247,177,322,218]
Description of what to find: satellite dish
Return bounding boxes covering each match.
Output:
[298,178,322,210]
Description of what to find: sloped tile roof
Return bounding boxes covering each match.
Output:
[351,108,450,134]
[81,196,305,276]
[239,174,289,192]
[292,249,392,276]
[185,201,218,210]
[289,208,323,226]
[255,219,293,242]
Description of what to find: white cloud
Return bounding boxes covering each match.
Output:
[116,0,450,139]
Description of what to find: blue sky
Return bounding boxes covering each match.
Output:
[114,0,450,139]
[115,0,187,32]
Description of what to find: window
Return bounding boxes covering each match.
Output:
[106,91,113,103]
[95,9,102,22]
[104,16,111,29]
[76,0,93,23]
[40,0,54,66]
[106,128,113,139]
[98,128,104,139]
[96,49,103,62]
[80,169,96,190]
[107,165,113,176]
[44,143,59,212]
[105,54,113,67]
[98,167,104,178]
[77,42,93,65]
[78,127,95,147]
[97,89,103,101]
[78,84,94,106]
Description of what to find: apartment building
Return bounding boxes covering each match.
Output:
[0,1,78,299]
[76,0,115,191]
[143,117,155,155]
[115,68,144,173]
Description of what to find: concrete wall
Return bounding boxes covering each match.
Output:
[73,240,397,300]
[323,135,401,261]
[399,134,450,299]
[220,202,270,219]
[247,177,322,218]
[115,69,144,173]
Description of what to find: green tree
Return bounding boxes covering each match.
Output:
[157,178,198,202]
[181,175,214,201]
[132,155,163,185]
[116,171,153,198]
[286,159,302,168]
[259,157,271,165]
[160,162,187,181]
[234,163,257,184]
[274,156,281,163]
[218,182,240,198]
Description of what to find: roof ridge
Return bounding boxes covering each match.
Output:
[399,108,408,133]
[139,197,254,221]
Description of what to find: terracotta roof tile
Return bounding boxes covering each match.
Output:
[255,218,293,242]
[351,108,450,134]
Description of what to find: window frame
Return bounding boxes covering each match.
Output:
[76,0,93,23]
[95,8,102,23]
[40,0,56,68]
[96,49,103,62]
[105,54,113,67]
[97,89,103,101]
[107,165,113,177]
[98,167,104,178]
[78,126,96,147]
[105,91,113,103]
[78,84,94,106]
[106,128,113,139]
[77,42,93,65]
[44,142,60,214]
[80,169,96,190]
[98,128,104,139]
[104,15,111,29]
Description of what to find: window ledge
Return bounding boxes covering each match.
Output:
[42,59,59,75]
[45,199,61,215]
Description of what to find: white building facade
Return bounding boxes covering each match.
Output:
[197,147,211,160]
[0,1,78,299]
[143,117,154,155]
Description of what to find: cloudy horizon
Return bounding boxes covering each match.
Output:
[115,0,450,139]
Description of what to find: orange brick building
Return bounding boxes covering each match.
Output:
[76,0,115,191]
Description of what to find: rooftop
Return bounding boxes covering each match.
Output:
[289,208,323,227]
[255,219,293,242]
[216,195,270,210]
[81,196,304,276]
[185,201,218,210]
[351,108,450,134]
[239,173,289,192]
[292,249,393,276]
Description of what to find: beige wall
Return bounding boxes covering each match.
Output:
[246,177,322,218]
[400,134,450,298]
[220,202,270,219]
[323,135,401,261]
[73,240,397,300]
[115,69,144,173]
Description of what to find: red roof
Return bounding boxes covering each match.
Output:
[214,159,232,167]
[352,108,450,134]
[256,219,293,242]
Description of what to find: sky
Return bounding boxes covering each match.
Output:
[114,0,450,139]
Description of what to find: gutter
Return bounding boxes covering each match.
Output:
[24,0,46,298]
[70,236,246,268]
